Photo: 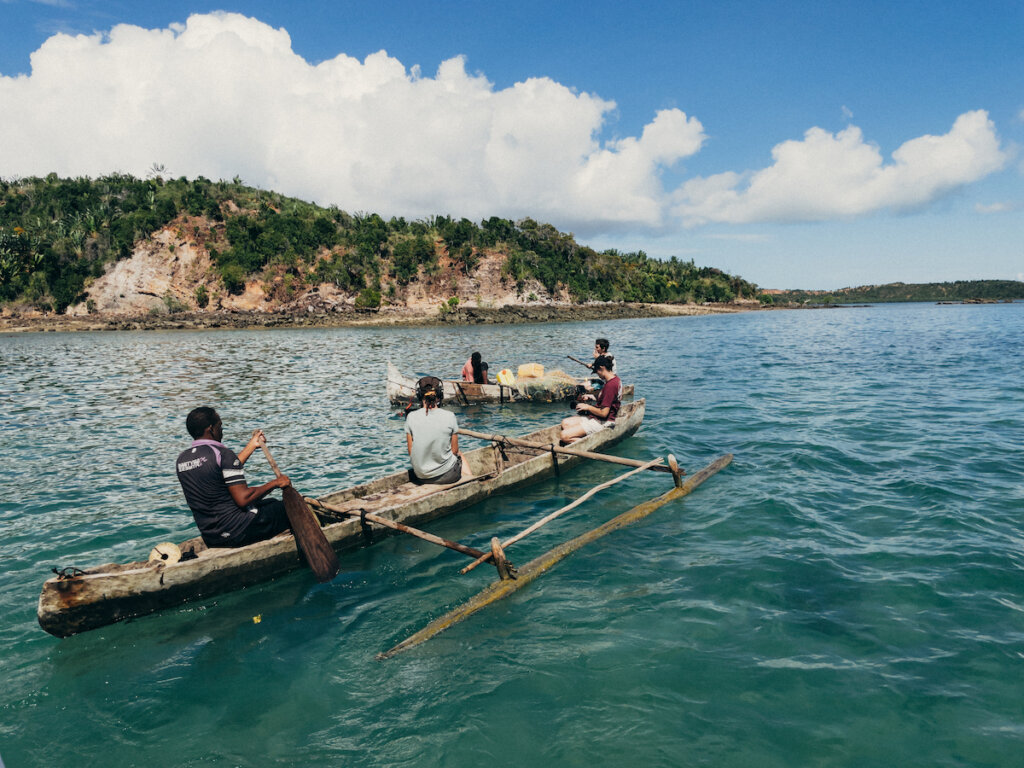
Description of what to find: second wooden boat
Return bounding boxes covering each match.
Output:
[386,361,635,406]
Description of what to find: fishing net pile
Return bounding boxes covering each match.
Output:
[516,369,580,402]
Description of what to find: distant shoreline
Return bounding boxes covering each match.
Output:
[7,299,1006,334]
[0,301,764,334]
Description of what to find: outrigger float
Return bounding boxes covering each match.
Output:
[38,399,732,655]
[386,361,635,406]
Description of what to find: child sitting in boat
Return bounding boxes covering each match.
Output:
[406,377,473,484]
[175,407,292,547]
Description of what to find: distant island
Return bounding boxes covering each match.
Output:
[764,281,1024,305]
[1,174,1020,331]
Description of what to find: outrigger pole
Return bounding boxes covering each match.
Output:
[457,428,684,476]
[305,497,489,561]
[458,457,665,575]
[309,457,672,581]
[377,453,733,660]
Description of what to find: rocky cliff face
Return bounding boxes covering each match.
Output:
[65,214,559,318]
[65,214,220,316]
[67,229,210,315]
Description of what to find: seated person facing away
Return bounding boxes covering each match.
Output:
[461,351,490,384]
[176,407,292,548]
[406,377,473,484]
[560,356,621,444]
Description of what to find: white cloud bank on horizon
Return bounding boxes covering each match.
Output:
[673,112,1006,226]
[0,12,1008,234]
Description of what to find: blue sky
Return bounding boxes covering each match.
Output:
[1,0,1021,289]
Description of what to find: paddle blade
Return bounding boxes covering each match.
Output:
[282,486,340,582]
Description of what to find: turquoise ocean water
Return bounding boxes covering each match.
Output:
[2,303,1023,767]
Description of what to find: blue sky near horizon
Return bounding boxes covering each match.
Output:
[0,0,1021,289]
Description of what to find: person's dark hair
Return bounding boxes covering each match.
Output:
[186,406,219,439]
[595,338,610,353]
[416,376,444,406]
[593,355,614,373]
[471,351,486,384]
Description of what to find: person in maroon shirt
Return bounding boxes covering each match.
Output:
[560,356,621,443]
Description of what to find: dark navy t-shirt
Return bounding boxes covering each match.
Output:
[176,439,254,544]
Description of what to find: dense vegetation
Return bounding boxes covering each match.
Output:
[1,174,759,312]
[0,173,183,310]
[770,281,1024,305]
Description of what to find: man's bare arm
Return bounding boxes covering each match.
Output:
[228,474,290,508]
[237,429,265,466]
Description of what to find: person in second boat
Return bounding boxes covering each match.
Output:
[560,356,621,444]
[582,338,616,393]
[406,376,473,484]
[461,351,490,384]
[591,338,616,373]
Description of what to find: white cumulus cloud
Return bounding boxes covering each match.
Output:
[0,12,704,231]
[0,12,1008,235]
[673,111,1006,226]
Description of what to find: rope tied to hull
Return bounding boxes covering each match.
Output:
[358,508,374,543]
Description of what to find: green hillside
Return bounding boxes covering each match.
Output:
[0,174,759,313]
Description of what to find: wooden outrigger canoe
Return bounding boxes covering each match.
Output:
[386,361,634,407]
[38,400,647,638]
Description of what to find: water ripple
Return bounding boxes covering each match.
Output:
[3,304,1024,766]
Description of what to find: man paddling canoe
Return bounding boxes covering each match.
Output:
[176,407,292,547]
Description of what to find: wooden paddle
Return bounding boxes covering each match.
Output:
[260,444,340,583]
[567,355,594,371]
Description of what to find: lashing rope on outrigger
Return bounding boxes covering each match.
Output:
[52,567,85,580]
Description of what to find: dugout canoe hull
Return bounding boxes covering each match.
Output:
[386,361,634,406]
[38,399,646,637]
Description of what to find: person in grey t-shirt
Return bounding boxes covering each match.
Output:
[405,376,472,484]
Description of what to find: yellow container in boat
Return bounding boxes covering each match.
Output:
[517,363,544,379]
[497,369,516,386]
